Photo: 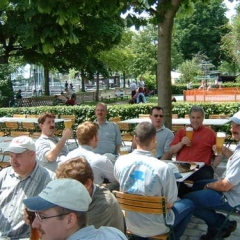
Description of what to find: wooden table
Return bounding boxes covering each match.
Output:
[0,117,64,123]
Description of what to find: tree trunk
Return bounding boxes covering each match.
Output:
[80,69,86,92]
[44,67,50,96]
[123,70,126,88]
[157,0,181,129]
[95,72,100,101]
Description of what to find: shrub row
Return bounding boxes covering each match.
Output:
[1,102,239,133]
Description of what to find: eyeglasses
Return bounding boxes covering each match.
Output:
[35,212,69,222]
[153,114,164,118]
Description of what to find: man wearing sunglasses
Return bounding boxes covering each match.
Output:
[23,179,127,240]
[149,106,174,160]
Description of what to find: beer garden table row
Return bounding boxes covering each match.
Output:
[121,118,230,126]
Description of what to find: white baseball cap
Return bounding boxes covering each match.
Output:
[229,111,240,124]
[4,136,35,153]
[23,179,92,211]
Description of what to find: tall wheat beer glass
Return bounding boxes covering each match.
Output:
[186,126,193,146]
[64,120,72,129]
[216,132,226,155]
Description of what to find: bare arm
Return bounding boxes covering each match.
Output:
[204,178,234,192]
[170,136,190,155]
[161,151,172,160]
[222,146,234,159]
[211,145,233,168]
[116,144,121,155]
[46,129,72,161]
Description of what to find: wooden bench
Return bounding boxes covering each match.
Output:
[100,94,117,101]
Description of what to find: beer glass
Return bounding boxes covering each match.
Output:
[120,146,129,155]
[216,132,226,155]
[186,127,193,146]
[64,120,72,129]
[26,209,40,240]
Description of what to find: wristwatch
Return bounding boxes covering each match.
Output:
[206,184,210,189]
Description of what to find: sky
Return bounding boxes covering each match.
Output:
[224,0,237,20]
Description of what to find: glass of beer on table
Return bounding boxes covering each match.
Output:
[120,146,129,155]
[64,119,72,129]
[186,126,193,146]
[216,132,226,155]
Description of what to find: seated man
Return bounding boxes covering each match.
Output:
[183,111,240,240]
[65,121,116,186]
[132,106,174,160]
[0,136,55,239]
[56,157,125,233]
[35,112,72,172]
[136,87,147,104]
[23,179,127,240]
[94,102,122,155]
[150,106,174,159]
[114,122,194,239]
[170,106,222,182]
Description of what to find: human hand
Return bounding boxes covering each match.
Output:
[181,136,191,146]
[23,208,35,225]
[62,128,73,140]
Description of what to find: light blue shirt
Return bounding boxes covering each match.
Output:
[35,135,69,171]
[114,150,177,237]
[156,126,174,159]
[0,163,55,239]
[94,121,122,155]
[66,145,115,184]
[223,144,240,207]
[68,225,127,240]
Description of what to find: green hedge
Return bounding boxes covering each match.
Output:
[0,102,238,134]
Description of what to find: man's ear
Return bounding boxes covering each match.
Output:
[66,212,77,229]
[84,179,93,195]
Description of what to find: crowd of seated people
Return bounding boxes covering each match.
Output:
[1,104,239,240]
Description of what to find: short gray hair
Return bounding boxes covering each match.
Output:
[135,122,156,147]
[189,106,205,118]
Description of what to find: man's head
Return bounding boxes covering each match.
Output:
[23,178,92,240]
[76,121,99,147]
[189,106,205,130]
[150,106,164,129]
[38,112,56,137]
[56,157,94,194]
[229,111,240,140]
[95,102,108,121]
[134,122,156,149]
[4,136,36,178]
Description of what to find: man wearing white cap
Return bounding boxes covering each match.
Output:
[23,178,127,240]
[0,136,55,239]
[183,111,240,239]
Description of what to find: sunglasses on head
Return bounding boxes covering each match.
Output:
[153,114,164,118]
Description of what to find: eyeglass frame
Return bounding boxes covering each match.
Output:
[153,114,164,118]
[35,212,70,222]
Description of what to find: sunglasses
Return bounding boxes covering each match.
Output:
[153,114,164,118]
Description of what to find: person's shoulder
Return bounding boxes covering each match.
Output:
[96,226,127,239]
[36,164,56,178]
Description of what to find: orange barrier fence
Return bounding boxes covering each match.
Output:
[183,88,240,102]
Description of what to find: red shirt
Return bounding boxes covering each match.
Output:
[170,125,216,165]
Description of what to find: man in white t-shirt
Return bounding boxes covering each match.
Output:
[66,121,116,186]
[130,81,137,98]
